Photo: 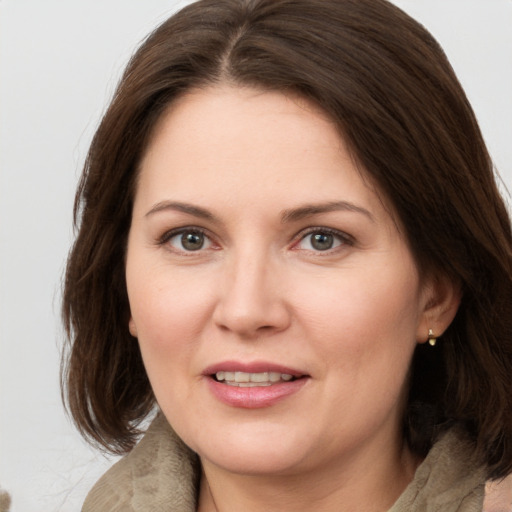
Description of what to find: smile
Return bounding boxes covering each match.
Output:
[204,362,309,408]
[214,371,295,387]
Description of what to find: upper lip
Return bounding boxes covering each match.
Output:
[202,360,307,377]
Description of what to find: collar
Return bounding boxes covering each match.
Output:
[83,414,485,512]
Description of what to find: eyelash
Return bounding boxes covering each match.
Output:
[292,227,354,253]
[158,227,214,254]
[158,226,353,254]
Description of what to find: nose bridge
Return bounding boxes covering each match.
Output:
[213,244,289,336]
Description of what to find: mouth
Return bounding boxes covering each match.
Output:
[212,371,300,387]
[203,361,309,405]
[204,363,309,408]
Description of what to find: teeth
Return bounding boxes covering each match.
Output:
[269,372,281,382]
[227,382,273,387]
[235,371,250,382]
[250,372,268,382]
[215,371,297,385]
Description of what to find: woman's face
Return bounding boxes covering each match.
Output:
[126,86,434,476]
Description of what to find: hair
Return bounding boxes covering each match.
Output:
[62,0,512,479]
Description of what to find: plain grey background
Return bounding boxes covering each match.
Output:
[1,1,511,510]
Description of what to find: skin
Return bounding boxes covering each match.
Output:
[126,86,459,512]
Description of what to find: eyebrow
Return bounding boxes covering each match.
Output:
[280,201,375,223]
[145,199,374,223]
[145,201,217,221]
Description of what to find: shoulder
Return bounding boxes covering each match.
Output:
[82,414,199,512]
[391,428,486,512]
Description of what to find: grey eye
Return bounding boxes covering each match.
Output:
[181,232,204,250]
[311,233,334,251]
[168,230,211,251]
[297,230,345,252]
[310,233,334,251]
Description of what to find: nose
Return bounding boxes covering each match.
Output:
[212,253,291,339]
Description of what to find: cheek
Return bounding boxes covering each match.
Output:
[126,263,217,390]
[298,264,421,340]
[293,263,422,386]
[127,284,210,418]
[128,260,214,338]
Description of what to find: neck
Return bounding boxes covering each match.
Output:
[197,439,419,512]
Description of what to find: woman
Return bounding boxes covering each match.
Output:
[62,0,512,510]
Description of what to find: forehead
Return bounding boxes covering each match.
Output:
[142,85,346,165]
[135,85,391,224]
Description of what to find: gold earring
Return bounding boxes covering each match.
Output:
[428,329,437,346]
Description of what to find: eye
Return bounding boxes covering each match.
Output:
[165,229,213,252]
[295,229,349,252]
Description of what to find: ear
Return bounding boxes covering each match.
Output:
[129,317,138,338]
[416,275,461,343]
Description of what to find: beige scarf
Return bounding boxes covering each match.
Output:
[83,414,486,512]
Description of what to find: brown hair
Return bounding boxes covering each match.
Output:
[62,0,512,478]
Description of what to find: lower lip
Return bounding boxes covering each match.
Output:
[206,377,308,408]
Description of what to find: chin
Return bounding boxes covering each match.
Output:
[185,419,313,475]
[203,445,308,476]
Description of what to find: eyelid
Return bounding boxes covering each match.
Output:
[291,226,354,251]
[158,225,203,243]
[156,225,353,253]
[158,226,217,252]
